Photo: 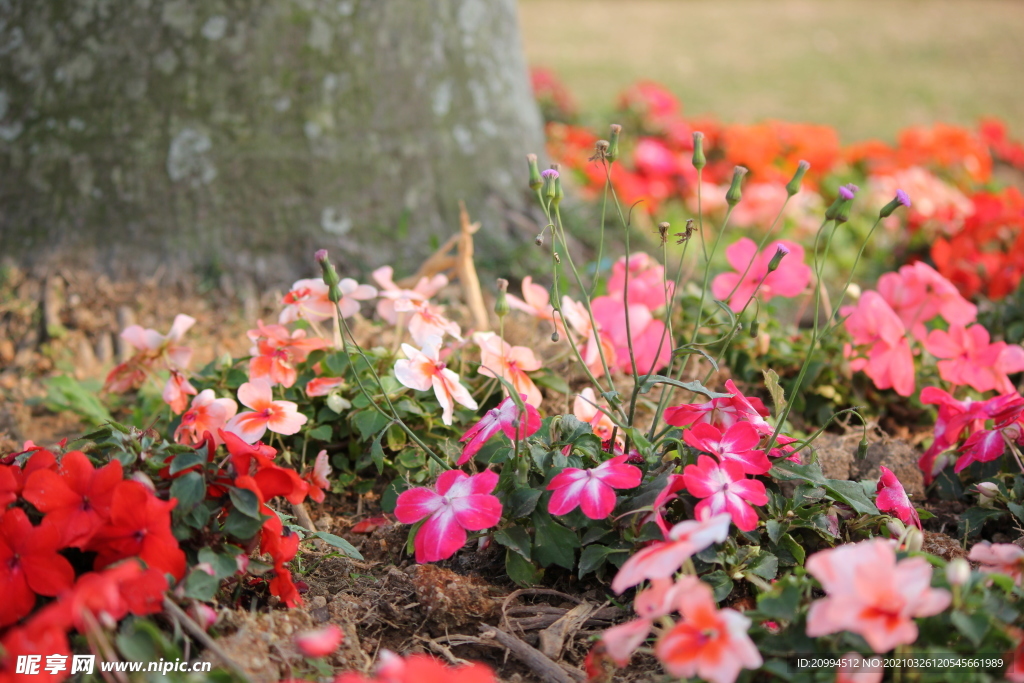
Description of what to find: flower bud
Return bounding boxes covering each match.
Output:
[786,160,811,196]
[607,124,622,162]
[542,168,559,200]
[975,481,1000,499]
[946,558,970,587]
[316,249,341,302]
[766,245,789,273]
[886,517,906,538]
[879,188,912,218]
[748,319,760,338]
[904,527,924,553]
[494,278,510,319]
[692,131,706,171]
[527,153,542,190]
[550,331,559,342]
[327,392,351,413]
[725,166,748,206]
[534,233,544,247]
[856,437,869,460]
[552,175,564,208]
[189,603,218,631]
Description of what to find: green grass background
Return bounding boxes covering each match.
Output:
[518,0,1024,141]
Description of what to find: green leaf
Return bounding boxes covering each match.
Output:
[762,368,787,420]
[958,507,1005,539]
[324,352,350,376]
[531,512,579,570]
[352,410,390,440]
[222,508,267,540]
[198,547,240,580]
[1007,501,1024,525]
[558,415,595,444]
[748,551,779,580]
[505,548,543,587]
[569,433,602,459]
[507,488,543,519]
[228,487,263,519]
[183,567,220,601]
[637,374,732,400]
[43,375,113,425]
[371,427,388,475]
[671,345,719,373]
[578,544,624,578]
[950,610,990,646]
[769,460,827,486]
[532,372,570,395]
[493,526,532,560]
[169,472,205,514]
[765,519,787,545]
[307,424,333,442]
[701,570,734,602]
[756,580,802,621]
[778,533,806,565]
[824,479,879,515]
[312,532,365,560]
[169,451,205,475]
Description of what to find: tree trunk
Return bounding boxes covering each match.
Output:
[0,0,544,284]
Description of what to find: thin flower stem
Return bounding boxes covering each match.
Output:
[720,195,794,304]
[589,170,613,299]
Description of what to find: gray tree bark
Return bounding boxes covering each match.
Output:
[0,0,544,284]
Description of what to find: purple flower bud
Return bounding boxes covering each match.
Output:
[838,183,859,201]
[896,189,911,208]
[314,249,329,263]
[541,169,559,180]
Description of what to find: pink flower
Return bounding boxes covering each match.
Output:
[835,653,883,683]
[607,253,673,311]
[918,386,988,480]
[547,455,642,520]
[334,278,378,319]
[306,376,345,397]
[711,238,811,312]
[225,378,308,443]
[683,423,770,475]
[473,332,543,408]
[458,395,541,465]
[805,538,951,653]
[729,183,790,229]
[174,389,238,447]
[162,369,197,414]
[768,434,803,463]
[665,379,772,435]
[506,276,555,323]
[954,429,1007,472]
[683,456,767,532]
[247,321,330,388]
[394,470,502,563]
[279,278,333,324]
[876,262,976,339]
[574,388,618,444]
[302,450,332,503]
[394,336,477,426]
[601,577,692,666]
[924,324,1024,394]
[646,473,687,538]
[841,291,915,396]
[875,466,921,529]
[591,295,671,375]
[968,541,1024,585]
[611,514,732,593]
[120,314,196,369]
[372,266,448,325]
[295,624,344,657]
[394,298,462,345]
[560,297,616,378]
[655,577,762,683]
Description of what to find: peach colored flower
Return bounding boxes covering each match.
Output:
[372,266,448,325]
[601,577,692,666]
[334,278,378,319]
[835,653,883,683]
[968,541,1024,585]
[394,298,462,345]
[574,388,617,443]
[294,624,344,658]
[279,278,333,324]
[174,389,238,447]
[162,369,197,415]
[506,276,555,323]
[306,376,345,397]
[225,378,308,443]
[841,291,915,397]
[247,320,329,388]
[394,336,478,426]
[611,514,731,594]
[561,296,616,378]
[472,332,542,408]
[805,538,950,653]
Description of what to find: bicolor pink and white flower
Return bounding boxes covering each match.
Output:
[394,470,502,563]
[458,395,541,465]
[683,456,767,532]
[968,541,1024,585]
[805,538,951,653]
[394,336,477,426]
[372,266,448,325]
[875,466,921,529]
[174,389,238,447]
[611,513,732,593]
[547,455,642,520]
[683,422,771,475]
[664,379,771,435]
[711,238,812,312]
[279,278,334,324]
[225,379,308,443]
[394,298,462,345]
[473,332,543,408]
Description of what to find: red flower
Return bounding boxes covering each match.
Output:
[0,509,76,628]
[22,451,123,548]
[88,480,186,580]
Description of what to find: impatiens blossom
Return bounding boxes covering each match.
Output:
[473,332,543,408]
[591,295,672,375]
[841,291,915,396]
[372,266,448,325]
[683,422,770,475]
[506,276,555,323]
[611,514,732,593]
[394,297,462,345]
[458,395,542,465]
[805,538,951,653]
[665,379,771,435]
[174,390,238,447]
[876,261,976,339]
[247,321,329,388]
[162,369,197,414]
[574,387,618,443]
[711,238,812,312]
[655,576,763,683]
[305,376,345,397]
[333,278,378,319]
[683,456,767,532]
[394,470,502,563]
[302,450,332,503]
[875,466,921,530]
[601,577,691,666]
[295,624,344,657]
[607,253,673,310]
[835,654,883,683]
[225,378,308,443]
[0,509,76,628]
[334,651,498,683]
[560,296,617,377]
[968,541,1024,585]
[924,324,1024,394]
[279,278,333,324]
[394,336,478,426]
[105,314,196,392]
[547,455,641,520]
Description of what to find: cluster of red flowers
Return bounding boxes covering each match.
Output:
[0,445,177,681]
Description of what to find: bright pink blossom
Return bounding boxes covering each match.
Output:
[876,261,977,339]
[547,455,641,520]
[875,466,921,529]
[805,538,951,653]
[683,422,770,475]
[711,238,811,312]
[924,324,1024,394]
[607,253,673,311]
[683,456,767,532]
[646,473,687,537]
[225,378,308,443]
[842,291,915,396]
[394,336,478,426]
[611,513,732,593]
[968,541,1024,585]
[665,379,771,435]
[591,295,671,375]
[473,332,543,408]
[458,395,541,465]
[394,470,502,563]
[279,278,333,324]
[955,429,1007,472]
[372,266,448,325]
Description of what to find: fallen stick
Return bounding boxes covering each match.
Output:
[478,624,584,683]
[163,597,252,683]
